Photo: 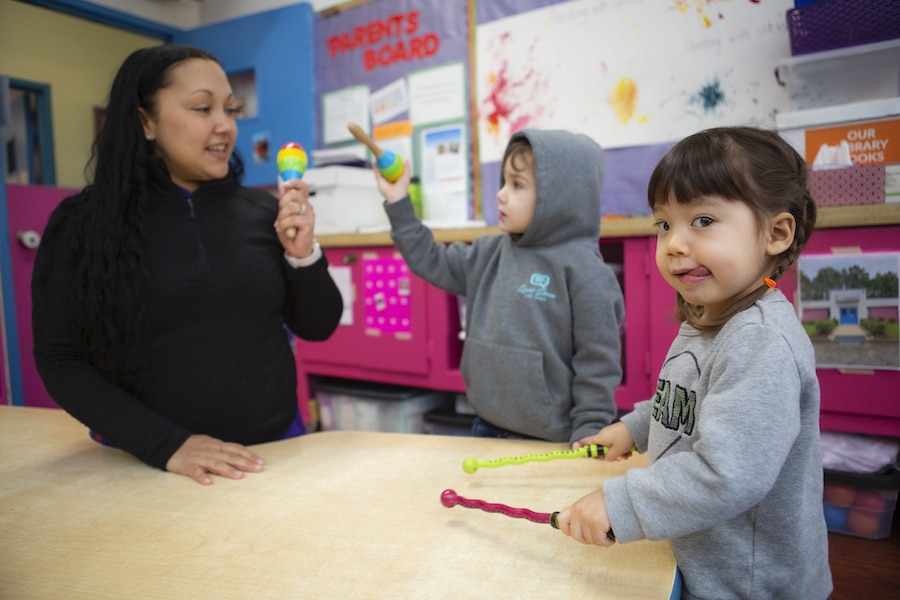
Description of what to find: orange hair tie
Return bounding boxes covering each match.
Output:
[764,277,777,289]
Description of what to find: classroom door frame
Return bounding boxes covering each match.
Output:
[0,143,21,405]
[5,78,57,186]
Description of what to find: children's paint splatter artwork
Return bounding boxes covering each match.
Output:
[476,0,791,161]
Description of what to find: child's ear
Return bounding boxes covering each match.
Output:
[766,211,795,256]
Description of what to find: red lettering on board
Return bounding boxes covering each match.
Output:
[327,11,422,58]
[362,33,440,71]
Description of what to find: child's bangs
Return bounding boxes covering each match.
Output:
[648,136,749,210]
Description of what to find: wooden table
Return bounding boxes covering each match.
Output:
[0,406,678,599]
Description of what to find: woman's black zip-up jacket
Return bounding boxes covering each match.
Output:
[32,168,343,469]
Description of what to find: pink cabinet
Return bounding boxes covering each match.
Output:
[294,246,465,393]
[778,226,900,437]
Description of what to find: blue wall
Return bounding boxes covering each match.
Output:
[175,4,316,187]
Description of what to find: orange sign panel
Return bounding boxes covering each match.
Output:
[805,118,900,166]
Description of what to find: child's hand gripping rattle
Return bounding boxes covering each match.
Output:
[440,489,617,541]
[347,122,404,182]
[462,444,612,473]
[276,142,308,239]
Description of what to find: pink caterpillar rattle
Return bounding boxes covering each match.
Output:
[440,489,617,541]
[441,489,616,541]
[462,444,611,473]
[441,489,560,529]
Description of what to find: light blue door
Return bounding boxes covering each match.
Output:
[839,306,859,325]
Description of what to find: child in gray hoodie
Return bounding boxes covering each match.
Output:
[556,127,832,599]
[372,129,624,446]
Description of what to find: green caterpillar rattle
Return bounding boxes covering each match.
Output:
[462,444,613,474]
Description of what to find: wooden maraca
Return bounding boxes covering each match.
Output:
[347,122,404,182]
[276,142,308,239]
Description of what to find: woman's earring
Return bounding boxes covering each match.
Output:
[145,134,154,141]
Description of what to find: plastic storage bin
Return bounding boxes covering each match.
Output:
[775,39,900,112]
[822,468,900,539]
[304,166,390,234]
[423,407,475,436]
[314,378,453,434]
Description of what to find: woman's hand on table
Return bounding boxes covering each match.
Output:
[166,434,264,485]
[556,487,616,547]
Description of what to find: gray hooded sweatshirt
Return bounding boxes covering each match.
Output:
[608,291,832,599]
[384,129,624,443]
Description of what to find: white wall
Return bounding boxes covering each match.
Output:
[88,0,351,29]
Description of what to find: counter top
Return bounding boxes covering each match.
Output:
[316,204,900,247]
[0,406,678,599]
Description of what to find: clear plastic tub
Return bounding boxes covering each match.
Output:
[822,469,900,539]
[775,39,900,111]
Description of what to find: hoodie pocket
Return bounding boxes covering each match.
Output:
[461,337,554,428]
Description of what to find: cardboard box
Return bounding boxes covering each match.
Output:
[304,166,389,234]
[823,469,900,539]
[777,101,900,168]
[314,378,453,434]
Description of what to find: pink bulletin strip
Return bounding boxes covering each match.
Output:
[363,254,413,337]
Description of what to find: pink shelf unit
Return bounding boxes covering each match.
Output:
[778,225,900,438]
[295,246,466,396]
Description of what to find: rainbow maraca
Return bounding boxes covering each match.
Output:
[277,142,308,239]
[347,122,404,182]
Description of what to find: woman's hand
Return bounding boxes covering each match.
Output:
[372,159,411,203]
[166,434,264,485]
[556,487,617,547]
[275,179,316,258]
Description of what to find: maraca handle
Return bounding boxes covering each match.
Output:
[347,122,383,157]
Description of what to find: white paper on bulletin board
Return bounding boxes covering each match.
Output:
[476,0,793,162]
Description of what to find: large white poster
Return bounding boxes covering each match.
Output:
[476,0,794,162]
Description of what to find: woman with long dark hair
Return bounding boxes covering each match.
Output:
[32,44,342,484]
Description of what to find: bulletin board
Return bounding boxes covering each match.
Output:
[314,0,798,223]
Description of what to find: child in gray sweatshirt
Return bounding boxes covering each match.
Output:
[557,127,833,599]
[371,129,624,445]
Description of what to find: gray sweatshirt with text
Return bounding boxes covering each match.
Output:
[607,291,832,599]
[384,129,624,443]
